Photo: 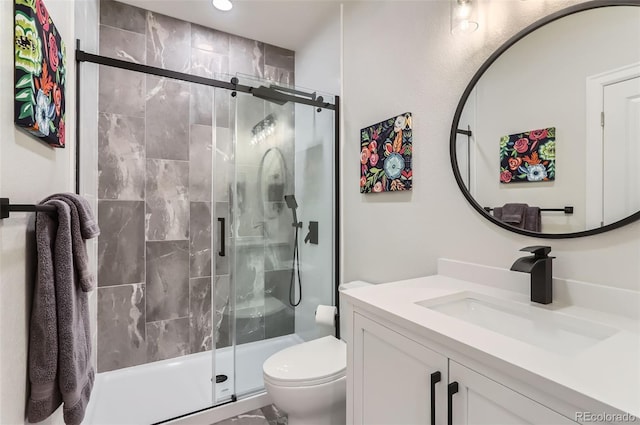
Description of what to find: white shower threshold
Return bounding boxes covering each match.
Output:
[84,334,302,424]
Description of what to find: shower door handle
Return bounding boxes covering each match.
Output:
[430,371,441,425]
[217,217,226,257]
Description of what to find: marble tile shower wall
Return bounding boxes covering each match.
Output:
[96,0,295,372]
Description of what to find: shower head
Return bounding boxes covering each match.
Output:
[284,195,301,228]
[284,195,298,209]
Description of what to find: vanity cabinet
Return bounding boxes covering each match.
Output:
[350,312,579,425]
[352,313,448,425]
[449,361,577,425]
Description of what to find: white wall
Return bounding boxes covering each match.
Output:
[342,0,640,291]
[293,6,341,341]
[0,0,97,423]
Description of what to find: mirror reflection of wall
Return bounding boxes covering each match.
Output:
[457,5,640,234]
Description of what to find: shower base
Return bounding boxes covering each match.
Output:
[84,334,302,424]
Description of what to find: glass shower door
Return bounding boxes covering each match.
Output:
[231,77,336,399]
[211,85,237,405]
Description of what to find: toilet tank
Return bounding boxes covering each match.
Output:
[338,281,373,345]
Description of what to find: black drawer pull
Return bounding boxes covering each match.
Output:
[430,371,441,425]
[447,382,459,425]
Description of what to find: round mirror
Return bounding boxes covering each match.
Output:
[258,147,288,219]
[450,1,640,238]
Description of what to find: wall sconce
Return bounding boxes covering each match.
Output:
[251,114,277,145]
[451,0,479,35]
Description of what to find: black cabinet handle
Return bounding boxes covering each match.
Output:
[430,371,441,425]
[447,382,459,425]
[217,217,226,257]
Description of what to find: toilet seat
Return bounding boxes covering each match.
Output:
[263,336,346,387]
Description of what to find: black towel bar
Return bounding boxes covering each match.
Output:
[484,206,574,215]
[0,198,57,219]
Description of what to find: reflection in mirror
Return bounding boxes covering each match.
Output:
[259,146,288,219]
[453,4,640,235]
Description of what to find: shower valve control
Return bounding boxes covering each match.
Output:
[305,221,318,245]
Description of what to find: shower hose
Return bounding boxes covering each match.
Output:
[289,223,302,307]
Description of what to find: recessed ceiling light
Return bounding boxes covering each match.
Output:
[212,0,232,11]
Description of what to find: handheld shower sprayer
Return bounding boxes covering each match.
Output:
[284,194,302,307]
[284,195,302,228]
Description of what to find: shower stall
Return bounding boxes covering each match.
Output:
[82,5,338,423]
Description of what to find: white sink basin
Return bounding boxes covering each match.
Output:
[416,293,619,355]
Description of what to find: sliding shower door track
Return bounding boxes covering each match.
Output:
[75,45,335,110]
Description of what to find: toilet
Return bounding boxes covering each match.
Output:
[262,281,371,425]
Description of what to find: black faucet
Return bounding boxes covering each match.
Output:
[510,246,555,304]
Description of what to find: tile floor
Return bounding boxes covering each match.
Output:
[213,405,287,425]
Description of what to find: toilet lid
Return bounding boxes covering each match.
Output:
[263,336,346,386]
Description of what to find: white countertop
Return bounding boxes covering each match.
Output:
[342,260,640,419]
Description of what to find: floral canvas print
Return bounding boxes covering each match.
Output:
[500,127,555,184]
[14,0,66,148]
[360,113,413,193]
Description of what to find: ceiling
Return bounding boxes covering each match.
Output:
[116,0,341,51]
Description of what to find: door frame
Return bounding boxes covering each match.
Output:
[585,62,640,228]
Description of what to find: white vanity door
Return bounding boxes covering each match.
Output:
[352,313,448,425]
[449,361,578,425]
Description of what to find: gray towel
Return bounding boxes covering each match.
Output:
[501,203,528,226]
[493,203,542,232]
[42,194,99,291]
[27,196,99,425]
[524,206,541,232]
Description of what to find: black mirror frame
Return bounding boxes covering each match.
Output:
[449,0,640,239]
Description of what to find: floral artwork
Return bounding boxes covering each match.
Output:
[14,0,66,148]
[360,113,413,193]
[499,127,555,184]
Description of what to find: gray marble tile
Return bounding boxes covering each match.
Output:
[100,0,146,34]
[190,85,213,126]
[214,275,231,348]
[99,24,146,63]
[146,241,190,322]
[98,113,145,200]
[146,76,190,160]
[214,409,269,425]
[265,304,294,339]
[265,269,292,304]
[98,65,145,117]
[190,124,213,202]
[267,242,295,271]
[236,315,265,345]
[97,284,146,372]
[215,89,231,128]
[264,45,294,70]
[235,245,265,302]
[98,201,145,286]
[191,24,229,55]
[261,405,288,425]
[235,245,266,344]
[146,318,190,362]
[191,48,228,79]
[145,159,190,241]
[229,35,264,79]
[146,11,190,73]
[189,277,212,353]
[235,166,264,238]
[264,269,294,339]
[215,128,233,203]
[190,202,212,278]
[264,66,294,87]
